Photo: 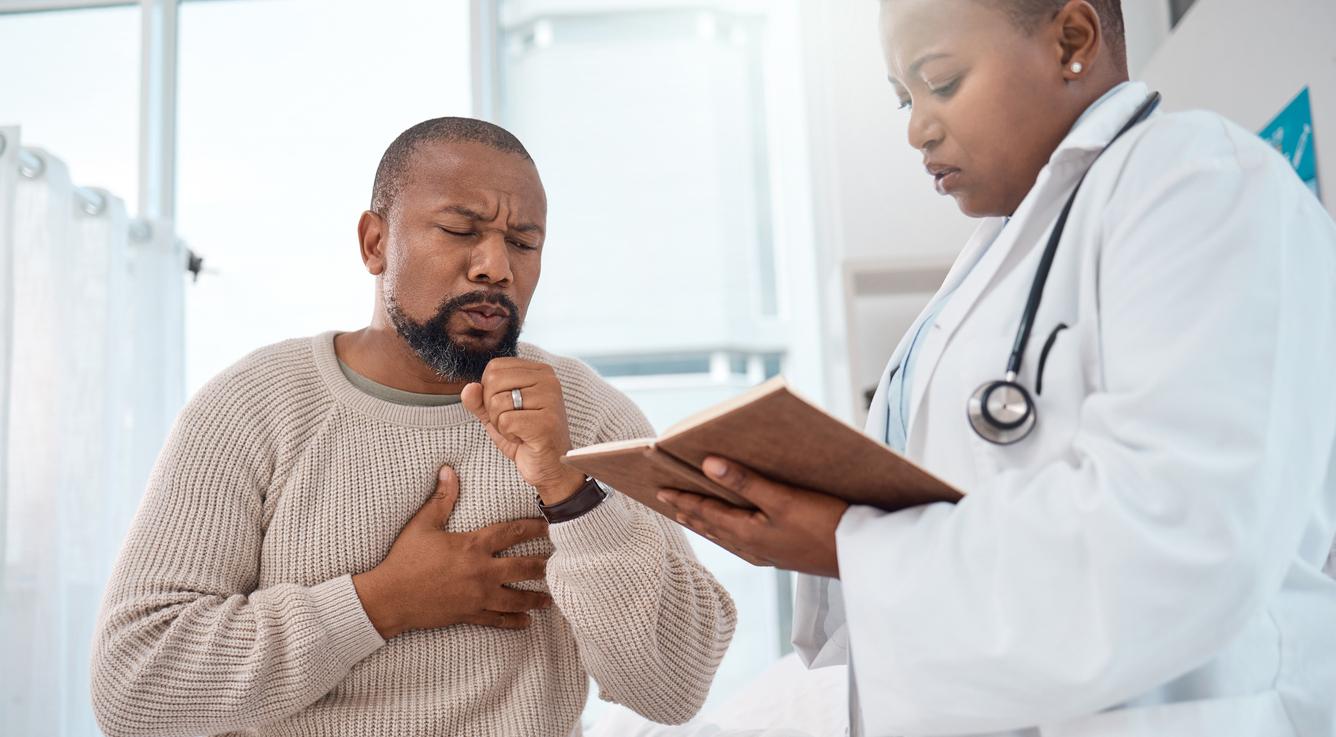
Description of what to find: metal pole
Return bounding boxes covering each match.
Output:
[138,0,178,220]
[470,0,500,122]
[136,0,189,453]
[0,126,17,613]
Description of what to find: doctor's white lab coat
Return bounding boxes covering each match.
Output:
[794,82,1336,737]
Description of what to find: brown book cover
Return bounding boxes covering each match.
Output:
[563,377,962,519]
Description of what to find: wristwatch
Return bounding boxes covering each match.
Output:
[537,475,607,523]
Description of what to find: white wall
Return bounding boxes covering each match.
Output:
[1140,0,1336,220]
[1124,0,1173,78]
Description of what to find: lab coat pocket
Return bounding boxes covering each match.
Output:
[1037,690,1297,737]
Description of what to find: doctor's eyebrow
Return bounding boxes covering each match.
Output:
[888,52,953,86]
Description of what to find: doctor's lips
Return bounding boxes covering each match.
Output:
[925,162,962,195]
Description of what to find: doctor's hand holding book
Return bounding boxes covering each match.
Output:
[561,377,961,577]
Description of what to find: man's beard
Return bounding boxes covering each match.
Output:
[385,290,522,382]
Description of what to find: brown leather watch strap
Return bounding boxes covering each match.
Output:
[537,476,607,523]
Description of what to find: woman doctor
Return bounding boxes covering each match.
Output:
[656,1,1336,735]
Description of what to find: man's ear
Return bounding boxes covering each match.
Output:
[358,210,387,276]
[1054,0,1103,79]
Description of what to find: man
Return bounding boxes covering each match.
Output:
[91,118,736,737]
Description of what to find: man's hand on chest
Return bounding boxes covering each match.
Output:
[352,466,553,640]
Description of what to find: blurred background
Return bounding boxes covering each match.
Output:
[1,0,1331,733]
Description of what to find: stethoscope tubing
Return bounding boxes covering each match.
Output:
[1005,92,1163,378]
[974,91,1163,445]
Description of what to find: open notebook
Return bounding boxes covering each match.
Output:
[563,377,962,520]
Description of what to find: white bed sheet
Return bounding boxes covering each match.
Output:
[585,653,848,737]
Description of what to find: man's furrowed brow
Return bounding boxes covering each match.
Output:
[436,203,543,235]
[437,204,488,220]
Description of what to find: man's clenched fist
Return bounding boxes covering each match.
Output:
[461,358,587,505]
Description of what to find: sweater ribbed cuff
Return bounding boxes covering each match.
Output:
[546,491,641,556]
[310,574,386,669]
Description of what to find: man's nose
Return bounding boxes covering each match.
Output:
[468,232,514,287]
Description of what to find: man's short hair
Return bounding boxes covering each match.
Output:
[370,117,534,215]
[983,0,1126,70]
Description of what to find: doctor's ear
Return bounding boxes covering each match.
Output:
[358,209,387,276]
[1053,0,1103,80]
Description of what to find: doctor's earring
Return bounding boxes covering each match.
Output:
[1070,62,1084,75]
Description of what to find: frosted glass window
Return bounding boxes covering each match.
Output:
[177,0,473,392]
[0,6,140,209]
[499,5,782,359]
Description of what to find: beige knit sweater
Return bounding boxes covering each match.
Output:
[90,332,736,737]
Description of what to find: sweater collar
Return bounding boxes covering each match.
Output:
[313,331,535,429]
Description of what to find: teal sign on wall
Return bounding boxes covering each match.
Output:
[1260,87,1321,201]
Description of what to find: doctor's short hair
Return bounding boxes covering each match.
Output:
[985,0,1127,70]
[370,117,534,216]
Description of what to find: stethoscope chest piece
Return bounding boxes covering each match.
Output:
[967,373,1037,445]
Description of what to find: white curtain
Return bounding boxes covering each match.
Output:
[0,127,185,736]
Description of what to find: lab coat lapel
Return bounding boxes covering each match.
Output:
[900,82,1154,449]
[862,217,1006,443]
[897,212,1022,447]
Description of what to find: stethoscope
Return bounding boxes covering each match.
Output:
[966,91,1163,445]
